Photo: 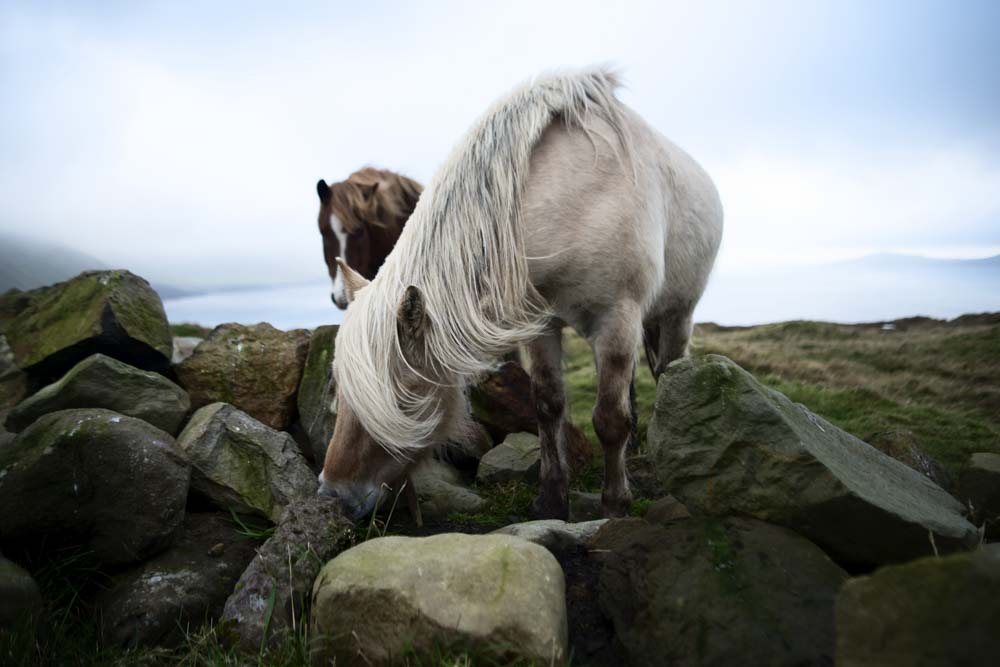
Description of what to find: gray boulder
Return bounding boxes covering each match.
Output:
[0,409,189,565]
[3,270,172,381]
[175,323,309,430]
[958,452,1000,538]
[311,533,568,666]
[176,403,315,522]
[221,496,354,651]
[0,554,42,628]
[96,512,260,648]
[295,325,337,463]
[5,354,190,435]
[591,515,847,667]
[647,355,978,565]
[836,545,1000,667]
[476,432,540,485]
[493,519,607,556]
[410,459,485,520]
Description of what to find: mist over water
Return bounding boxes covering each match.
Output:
[163,257,1000,330]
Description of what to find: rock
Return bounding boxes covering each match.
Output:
[3,271,172,381]
[591,515,847,667]
[441,420,494,471]
[410,459,485,520]
[171,336,203,364]
[0,409,189,566]
[311,533,568,666]
[569,490,603,522]
[176,403,315,522]
[836,545,1000,667]
[643,494,691,526]
[492,519,607,556]
[0,554,42,628]
[175,323,309,430]
[96,512,260,648]
[469,362,537,441]
[476,432,541,485]
[0,335,28,410]
[5,354,190,435]
[958,452,1000,538]
[647,355,979,566]
[864,430,952,492]
[295,325,337,463]
[221,496,354,651]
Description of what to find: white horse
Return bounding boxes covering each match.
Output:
[320,67,723,519]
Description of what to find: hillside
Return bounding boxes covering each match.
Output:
[563,313,1000,482]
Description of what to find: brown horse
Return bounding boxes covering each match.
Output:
[316,167,422,309]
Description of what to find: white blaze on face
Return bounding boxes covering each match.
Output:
[330,213,350,309]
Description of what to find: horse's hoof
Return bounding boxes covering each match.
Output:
[532,493,569,521]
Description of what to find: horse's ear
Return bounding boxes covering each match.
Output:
[358,181,378,201]
[317,180,331,202]
[397,285,426,338]
[335,257,370,303]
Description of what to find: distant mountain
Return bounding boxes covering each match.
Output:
[0,232,108,292]
[0,232,195,298]
[698,252,1000,326]
[831,253,1000,271]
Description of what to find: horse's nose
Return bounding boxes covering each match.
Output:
[330,293,337,305]
[317,481,339,499]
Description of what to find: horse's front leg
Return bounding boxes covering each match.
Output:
[592,306,640,517]
[527,321,570,520]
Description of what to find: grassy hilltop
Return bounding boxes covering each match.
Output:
[564,313,1000,478]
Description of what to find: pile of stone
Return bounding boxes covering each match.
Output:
[1,271,997,666]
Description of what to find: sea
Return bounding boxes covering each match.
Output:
[162,256,1000,331]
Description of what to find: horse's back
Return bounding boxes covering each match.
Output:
[523,105,722,337]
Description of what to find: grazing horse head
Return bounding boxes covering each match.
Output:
[317,261,469,517]
[315,168,421,309]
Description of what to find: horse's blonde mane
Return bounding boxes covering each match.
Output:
[334,66,633,457]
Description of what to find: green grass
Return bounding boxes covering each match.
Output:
[560,316,1000,482]
[447,480,537,529]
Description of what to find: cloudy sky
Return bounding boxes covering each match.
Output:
[1,0,998,289]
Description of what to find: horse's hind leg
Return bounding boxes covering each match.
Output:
[593,304,641,517]
[643,301,694,380]
[527,321,570,520]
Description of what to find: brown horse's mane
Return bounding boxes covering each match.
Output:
[328,167,422,234]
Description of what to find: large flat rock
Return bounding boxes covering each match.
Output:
[647,354,979,566]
